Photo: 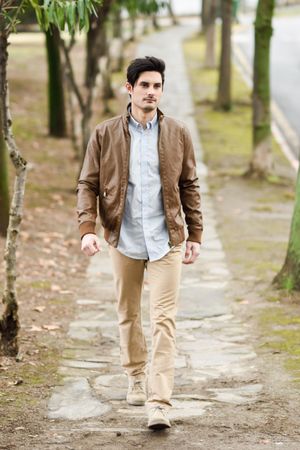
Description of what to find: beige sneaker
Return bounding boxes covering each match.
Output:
[147,406,171,430]
[126,377,147,406]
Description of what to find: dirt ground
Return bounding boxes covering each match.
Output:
[1,29,300,450]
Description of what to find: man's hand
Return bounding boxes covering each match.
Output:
[81,233,101,256]
[183,240,200,264]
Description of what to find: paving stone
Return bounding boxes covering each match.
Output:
[61,359,107,370]
[178,287,229,319]
[207,384,263,404]
[175,355,187,368]
[176,320,204,330]
[168,399,213,419]
[77,311,105,320]
[94,373,127,388]
[69,320,117,329]
[76,299,102,305]
[67,328,98,341]
[48,377,111,420]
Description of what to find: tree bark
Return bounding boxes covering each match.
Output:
[204,0,217,68]
[247,0,275,178]
[215,0,232,111]
[201,0,210,34]
[85,4,109,89]
[0,111,10,237]
[45,25,67,137]
[274,167,300,290]
[111,5,124,72]
[0,32,27,356]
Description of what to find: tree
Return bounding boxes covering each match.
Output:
[61,0,115,163]
[204,0,217,69]
[167,0,178,26]
[201,0,210,34]
[45,25,67,137]
[0,114,9,237]
[0,0,99,357]
[215,0,232,110]
[247,0,275,178]
[274,168,300,291]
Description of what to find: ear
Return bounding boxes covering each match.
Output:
[125,81,133,95]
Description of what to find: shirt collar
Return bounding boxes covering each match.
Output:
[127,105,158,130]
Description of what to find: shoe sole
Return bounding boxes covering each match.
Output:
[127,400,146,406]
[148,421,171,430]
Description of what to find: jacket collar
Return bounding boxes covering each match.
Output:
[122,103,164,129]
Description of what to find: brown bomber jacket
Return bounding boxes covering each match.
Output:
[76,106,203,246]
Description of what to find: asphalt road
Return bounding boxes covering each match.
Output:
[234,14,300,157]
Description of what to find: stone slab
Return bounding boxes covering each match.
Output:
[48,377,111,420]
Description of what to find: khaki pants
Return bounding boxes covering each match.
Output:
[109,244,183,408]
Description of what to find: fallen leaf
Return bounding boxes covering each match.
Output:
[51,284,61,292]
[42,324,60,331]
[28,325,43,332]
[34,306,46,313]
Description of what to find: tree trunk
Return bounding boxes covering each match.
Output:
[85,0,113,88]
[111,5,124,72]
[45,25,67,137]
[215,0,232,111]
[0,32,27,356]
[151,14,160,30]
[204,0,217,68]
[0,112,10,237]
[274,167,300,290]
[247,0,275,178]
[167,0,179,26]
[201,0,210,34]
[129,12,136,41]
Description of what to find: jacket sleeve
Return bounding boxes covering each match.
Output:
[76,127,100,239]
[179,126,203,244]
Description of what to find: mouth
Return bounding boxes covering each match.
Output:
[144,98,156,102]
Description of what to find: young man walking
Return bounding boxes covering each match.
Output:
[76,56,203,430]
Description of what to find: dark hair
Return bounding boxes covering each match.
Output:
[126,56,165,87]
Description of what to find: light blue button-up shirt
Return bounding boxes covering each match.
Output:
[117,111,170,261]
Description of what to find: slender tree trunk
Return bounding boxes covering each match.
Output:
[274,167,300,290]
[201,0,210,34]
[204,0,217,68]
[0,32,27,356]
[247,0,275,178]
[111,5,124,72]
[215,0,232,111]
[0,112,10,237]
[45,25,66,137]
[129,12,136,41]
[167,0,179,26]
[151,14,160,30]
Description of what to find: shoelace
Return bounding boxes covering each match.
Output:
[152,406,167,415]
[132,380,145,393]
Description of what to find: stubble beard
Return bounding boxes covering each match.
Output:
[142,104,156,113]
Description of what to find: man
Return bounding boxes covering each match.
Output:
[76,56,203,430]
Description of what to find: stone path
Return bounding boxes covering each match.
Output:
[47,23,262,446]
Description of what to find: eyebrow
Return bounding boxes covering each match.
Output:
[139,81,162,86]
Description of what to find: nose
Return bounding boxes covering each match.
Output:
[147,86,155,96]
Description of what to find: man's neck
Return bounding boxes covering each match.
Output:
[130,104,157,128]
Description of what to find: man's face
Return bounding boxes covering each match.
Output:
[126,71,163,113]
